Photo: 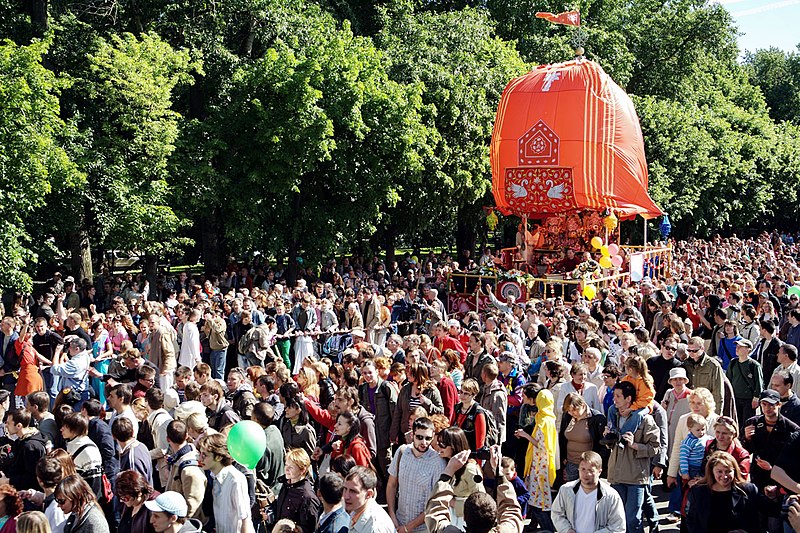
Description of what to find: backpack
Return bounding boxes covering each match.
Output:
[461,403,499,447]
[72,443,114,504]
[476,405,500,447]
[238,324,275,363]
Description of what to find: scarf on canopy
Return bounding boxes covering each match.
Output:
[524,388,557,485]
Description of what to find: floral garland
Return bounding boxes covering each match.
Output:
[570,260,601,280]
[471,266,536,286]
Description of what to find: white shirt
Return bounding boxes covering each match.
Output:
[179,321,200,369]
[575,487,598,533]
[773,361,800,396]
[45,497,69,533]
[212,465,253,533]
[349,499,395,533]
[110,406,139,437]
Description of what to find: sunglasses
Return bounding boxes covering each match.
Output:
[414,434,433,441]
[686,348,701,353]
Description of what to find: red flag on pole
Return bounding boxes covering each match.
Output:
[535,10,581,26]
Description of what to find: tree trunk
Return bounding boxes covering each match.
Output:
[144,254,158,299]
[383,224,397,267]
[455,205,479,260]
[239,18,256,57]
[201,210,225,273]
[70,209,93,282]
[26,0,48,37]
[285,192,302,287]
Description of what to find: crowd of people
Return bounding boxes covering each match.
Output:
[3,231,800,532]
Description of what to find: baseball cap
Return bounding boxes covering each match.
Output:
[735,339,753,349]
[145,491,188,517]
[497,351,516,363]
[350,327,366,339]
[759,292,770,298]
[447,319,461,329]
[759,389,781,405]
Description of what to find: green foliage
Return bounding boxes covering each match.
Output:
[210,6,434,263]
[64,30,197,256]
[0,39,81,290]
[744,47,800,124]
[1,0,800,288]
[376,6,527,246]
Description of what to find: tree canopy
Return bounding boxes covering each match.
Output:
[0,0,799,287]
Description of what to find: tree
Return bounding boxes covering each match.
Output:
[54,27,197,281]
[0,38,81,291]
[207,7,434,282]
[375,5,527,253]
[745,47,800,124]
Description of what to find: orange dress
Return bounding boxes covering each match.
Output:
[14,336,44,396]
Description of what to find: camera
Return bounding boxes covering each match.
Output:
[782,499,791,520]
[599,430,620,448]
[469,446,492,461]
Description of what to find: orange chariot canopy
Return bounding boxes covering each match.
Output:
[491,58,663,220]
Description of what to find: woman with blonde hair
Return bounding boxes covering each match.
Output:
[665,387,718,516]
[537,339,570,387]
[272,449,321,533]
[295,367,320,402]
[701,416,750,480]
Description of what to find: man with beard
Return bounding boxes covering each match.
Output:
[386,418,444,533]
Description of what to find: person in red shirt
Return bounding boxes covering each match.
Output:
[451,378,488,451]
[432,321,467,363]
[430,360,458,420]
[330,411,372,468]
[447,319,471,353]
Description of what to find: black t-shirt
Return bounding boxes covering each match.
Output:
[32,330,64,361]
[64,326,92,347]
[775,431,800,485]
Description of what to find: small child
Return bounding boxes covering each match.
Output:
[679,414,712,480]
[501,457,531,518]
[518,383,541,429]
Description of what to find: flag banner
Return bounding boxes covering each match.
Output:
[535,10,581,26]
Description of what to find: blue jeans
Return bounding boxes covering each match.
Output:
[612,483,645,533]
[44,369,60,408]
[642,476,660,526]
[210,349,226,380]
[668,481,682,513]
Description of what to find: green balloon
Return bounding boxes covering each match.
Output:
[789,286,800,298]
[226,421,267,469]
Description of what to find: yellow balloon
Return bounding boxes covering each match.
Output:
[591,237,603,249]
[600,245,610,257]
[599,256,612,269]
[583,284,597,300]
